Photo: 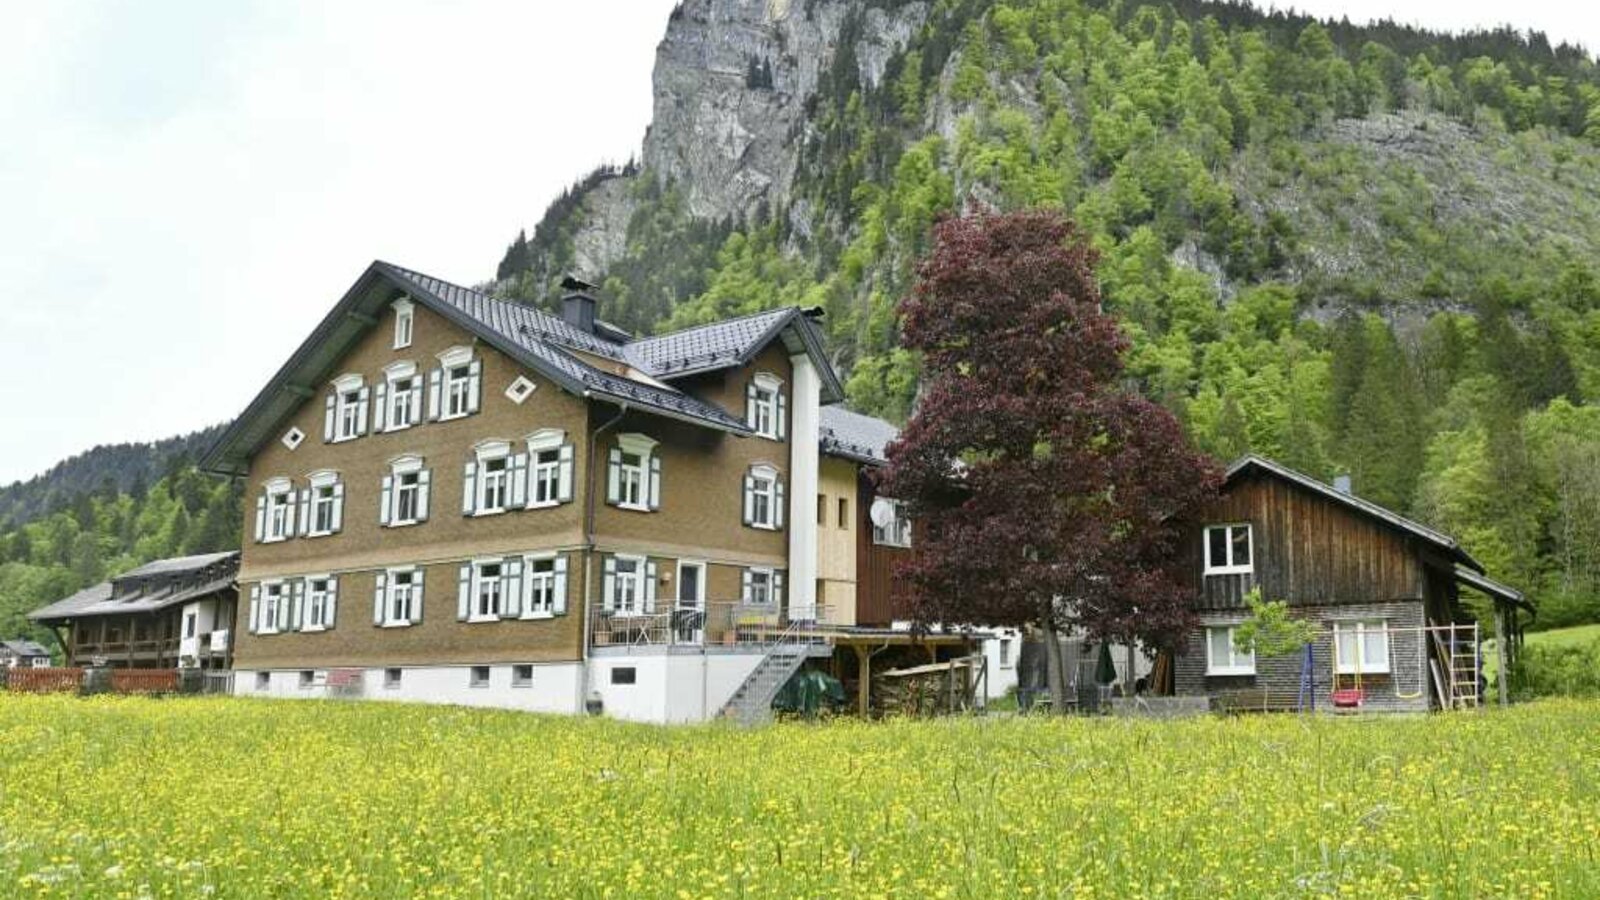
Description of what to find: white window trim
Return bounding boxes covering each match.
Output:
[871,498,913,549]
[745,566,776,607]
[392,298,415,350]
[437,346,475,422]
[615,433,658,513]
[383,360,420,433]
[749,371,784,440]
[1332,620,1392,675]
[258,579,287,635]
[281,427,305,451]
[382,567,420,628]
[473,440,513,517]
[526,429,567,509]
[331,373,366,443]
[469,557,506,623]
[305,470,341,538]
[608,553,647,614]
[1205,624,1257,676]
[1203,523,1254,576]
[388,454,426,527]
[748,464,780,530]
[522,552,559,620]
[302,574,334,633]
[263,478,294,544]
[506,375,537,405]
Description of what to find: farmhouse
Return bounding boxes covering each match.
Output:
[28,552,239,670]
[197,262,984,722]
[0,639,51,668]
[1170,455,1531,712]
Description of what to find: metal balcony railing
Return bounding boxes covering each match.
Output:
[589,600,836,650]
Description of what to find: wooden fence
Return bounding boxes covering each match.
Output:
[110,669,180,694]
[6,667,85,693]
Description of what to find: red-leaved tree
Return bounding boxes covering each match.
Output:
[875,210,1221,707]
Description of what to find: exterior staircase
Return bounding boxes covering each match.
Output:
[718,645,813,726]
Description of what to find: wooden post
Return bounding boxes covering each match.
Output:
[1494,606,1509,708]
[853,644,871,717]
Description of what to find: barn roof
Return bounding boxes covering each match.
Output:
[0,639,50,658]
[201,262,842,476]
[1226,455,1483,572]
[29,552,240,623]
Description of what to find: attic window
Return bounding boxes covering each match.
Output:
[393,299,414,349]
[281,427,305,451]
[1204,524,1253,576]
[505,376,536,405]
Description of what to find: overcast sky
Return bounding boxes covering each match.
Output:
[1,1,1596,486]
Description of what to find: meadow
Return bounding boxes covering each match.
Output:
[1,696,1597,899]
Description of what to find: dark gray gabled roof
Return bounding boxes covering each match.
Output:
[820,406,900,466]
[202,261,761,476]
[117,551,237,580]
[1226,455,1484,573]
[0,639,50,657]
[30,553,240,623]
[625,308,845,403]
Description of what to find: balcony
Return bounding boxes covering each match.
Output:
[589,600,838,651]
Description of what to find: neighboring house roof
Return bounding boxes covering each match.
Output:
[1225,455,1485,573]
[820,406,900,466]
[30,552,240,623]
[0,639,50,658]
[202,261,843,476]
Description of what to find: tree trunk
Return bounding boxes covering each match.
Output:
[1042,622,1068,713]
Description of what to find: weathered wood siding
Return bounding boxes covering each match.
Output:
[1182,473,1425,611]
[855,474,913,626]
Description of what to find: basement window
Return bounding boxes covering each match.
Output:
[610,667,637,686]
[384,668,402,689]
[255,671,270,691]
[469,665,491,688]
[512,664,534,687]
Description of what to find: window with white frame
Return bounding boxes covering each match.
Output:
[392,298,414,349]
[604,555,655,615]
[377,568,422,627]
[326,374,368,443]
[379,361,420,433]
[303,576,336,631]
[745,372,786,440]
[478,444,510,514]
[871,499,912,548]
[1204,524,1253,576]
[258,581,285,634]
[431,347,479,421]
[526,429,572,507]
[1205,625,1256,675]
[742,567,780,606]
[1332,620,1391,674]
[607,433,659,512]
[525,556,561,617]
[742,464,784,530]
[381,456,429,527]
[258,478,295,543]
[305,471,342,537]
[473,562,503,621]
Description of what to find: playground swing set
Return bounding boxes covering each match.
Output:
[1288,621,1482,713]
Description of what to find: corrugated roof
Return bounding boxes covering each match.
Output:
[820,406,900,466]
[1226,455,1484,572]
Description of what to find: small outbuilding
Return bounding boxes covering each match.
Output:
[0,639,52,668]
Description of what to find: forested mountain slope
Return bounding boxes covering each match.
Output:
[495,0,1600,623]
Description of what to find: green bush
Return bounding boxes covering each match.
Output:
[1512,639,1600,698]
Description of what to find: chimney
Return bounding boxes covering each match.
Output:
[1333,474,1352,495]
[560,275,598,334]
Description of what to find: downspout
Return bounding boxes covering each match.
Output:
[580,398,628,712]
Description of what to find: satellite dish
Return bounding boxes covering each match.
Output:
[869,498,897,529]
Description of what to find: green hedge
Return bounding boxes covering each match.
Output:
[1512,639,1600,698]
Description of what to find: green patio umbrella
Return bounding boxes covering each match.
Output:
[1094,642,1118,686]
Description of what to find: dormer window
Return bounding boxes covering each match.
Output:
[324,374,368,443]
[742,464,785,530]
[745,372,787,440]
[377,361,421,433]
[392,298,414,349]
[1204,524,1253,576]
[255,478,295,544]
[607,434,660,512]
[429,346,480,422]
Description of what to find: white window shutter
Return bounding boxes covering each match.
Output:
[410,574,424,624]
[417,469,431,521]
[283,493,297,540]
[504,557,524,618]
[648,456,662,510]
[774,572,785,609]
[775,391,787,440]
[324,394,336,442]
[462,461,478,515]
[254,496,266,543]
[742,474,755,526]
[606,448,621,505]
[297,489,311,537]
[774,478,786,529]
[466,360,482,413]
[746,382,757,429]
[644,561,657,613]
[356,386,371,435]
[276,588,291,632]
[409,381,424,423]
[325,577,339,628]
[331,483,345,533]
[373,572,386,626]
[509,453,529,507]
[557,445,574,503]
[553,556,568,615]
[602,557,617,612]
[248,585,261,634]
[379,475,394,526]
[457,564,471,621]
[427,369,443,421]
[374,383,388,432]
[290,581,305,632]
[741,570,753,604]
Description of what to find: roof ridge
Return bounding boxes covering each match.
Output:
[628,305,797,345]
